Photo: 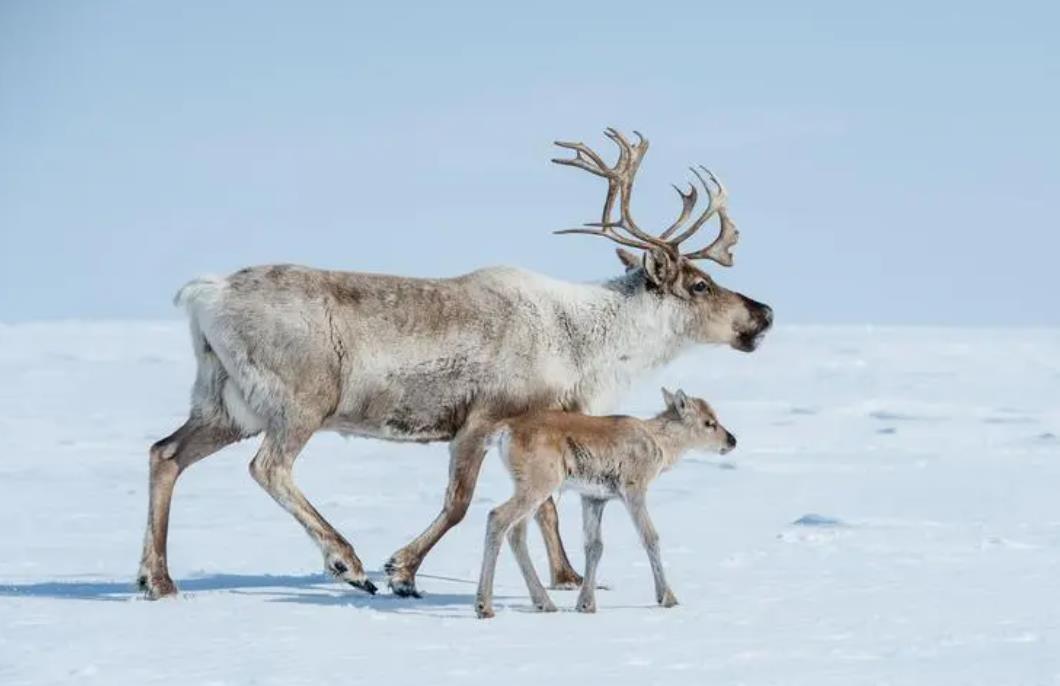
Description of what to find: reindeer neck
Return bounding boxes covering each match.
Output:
[644,413,696,470]
[598,271,691,367]
[564,271,692,411]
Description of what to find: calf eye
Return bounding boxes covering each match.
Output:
[692,281,709,293]
[704,420,716,429]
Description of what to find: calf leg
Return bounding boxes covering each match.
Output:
[623,490,677,607]
[249,428,376,595]
[508,519,556,612]
[535,496,584,589]
[575,496,607,613]
[385,418,493,597]
[475,496,537,618]
[138,418,243,599]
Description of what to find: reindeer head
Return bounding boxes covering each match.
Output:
[660,388,737,455]
[552,129,773,352]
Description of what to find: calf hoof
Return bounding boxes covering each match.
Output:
[475,602,495,619]
[658,590,679,608]
[576,597,597,614]
[549,567,584,591]
[137,572,178,600]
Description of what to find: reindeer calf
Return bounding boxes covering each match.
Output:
[475,389,736,618]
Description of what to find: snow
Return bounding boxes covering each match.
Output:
[1,322,1058,685]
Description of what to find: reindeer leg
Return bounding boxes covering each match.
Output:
[249,426,376,595]
[385,418,493,597]
[508,517,556,612]
[475,496,536,618]
[535,496,584,589]
[623,489,677,607]
[138,418,243,599]
[576,496,607,613]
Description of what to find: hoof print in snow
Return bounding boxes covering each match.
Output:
[779,514,848,544]
[792,513,846,528]
[868,410,939,423]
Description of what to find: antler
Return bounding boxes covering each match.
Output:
[668,167,739,267]
[552,128,671,253]
[658,182,698,240]
[551,129,740,268]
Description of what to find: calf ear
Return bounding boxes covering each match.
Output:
[642,247,679,288]
[615,248,640,272]
[672,389,690,415]
[661,387,677,408]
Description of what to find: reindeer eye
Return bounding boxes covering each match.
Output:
[692,281,709,294]
[704,420,716,429]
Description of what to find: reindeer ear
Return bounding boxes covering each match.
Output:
[642,247,679,287]
[615,248,640,272]
[672,389,690,415]
[661,387,676,408]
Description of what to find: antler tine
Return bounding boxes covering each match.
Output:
[601,128,636,227]
[552,136,624,227]
[658,182,698,240]
[679,203,740,267]
[551,141,610,177]
[603,128,631,169]
[553,226,658,251]
[604,128,646,149]
[666,165,729,248]
[603,128,648,179]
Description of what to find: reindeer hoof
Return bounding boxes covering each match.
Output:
[389,579,421,598]
[476,602,495,619]
[138,572,178,600]
[549,568,584,590]
[383,557,422,598]
[328,558,376,595]
[348,577,378,595]
[535,601,558,613]
[659,590,679,608]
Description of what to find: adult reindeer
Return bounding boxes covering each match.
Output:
[138,129,773,599]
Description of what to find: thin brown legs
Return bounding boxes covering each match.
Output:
[385,419,493,597]
[248,428,376,594]
[575,496,607,613]
[138,418,242,599]
[535,496,584,589]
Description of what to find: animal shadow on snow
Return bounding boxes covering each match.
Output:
[0,571,503,613]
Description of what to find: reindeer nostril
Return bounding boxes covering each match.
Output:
[760,305,774,327]
[726,433,737,448]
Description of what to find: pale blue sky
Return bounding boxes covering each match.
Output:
[1,1,1057,324]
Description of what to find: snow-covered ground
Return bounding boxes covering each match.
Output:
[1,322,1058,685]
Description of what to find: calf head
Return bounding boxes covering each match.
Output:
[660,388,737,454]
